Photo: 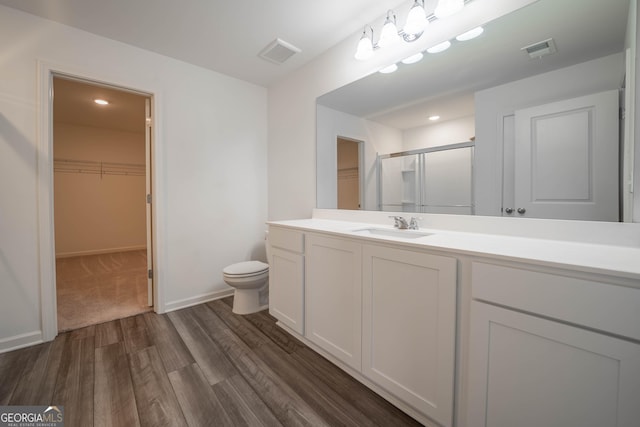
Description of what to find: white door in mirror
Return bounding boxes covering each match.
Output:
[514,90,619,221]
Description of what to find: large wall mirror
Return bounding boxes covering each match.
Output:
[317,0,636,222]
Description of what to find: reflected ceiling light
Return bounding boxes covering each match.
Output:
[379,63,399,74]
[427,40,451,53]
[429,115,440,121]
[354,26,374,60]
[402,52,424,64]
[94,99,109,105]
[378,10,401,48]
[456,26,484,41]
[435,0,464,19]
[404,0,428,37]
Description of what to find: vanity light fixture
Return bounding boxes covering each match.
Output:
[378,10,401,48]
[354,0,469,61]
[94,99,109,105]
[379,63,399,74]
[354,26,374,60]
[456,26,484,41]
[404,0,428,39]
[427,40,451,54]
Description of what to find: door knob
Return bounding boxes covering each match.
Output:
[504,208,513,214]
[517,207,526,214]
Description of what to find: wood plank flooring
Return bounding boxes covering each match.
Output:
[0,297,422,427]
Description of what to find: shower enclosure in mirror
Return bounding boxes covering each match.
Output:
[378,142,474,214]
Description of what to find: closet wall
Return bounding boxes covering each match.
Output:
[54,122,146,257]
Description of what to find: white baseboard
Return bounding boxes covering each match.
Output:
[0,330,43,354]
[56,245,147,258]
[164,288,234,313]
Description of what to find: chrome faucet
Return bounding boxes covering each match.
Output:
[409,217,420,230]
[389,216,409,229]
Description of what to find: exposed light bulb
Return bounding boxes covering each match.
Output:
[435,0,464,19]
[94,99,109,105]
[379,63,398,74]
[354,29,374,60]
[427,40,451,54]
[404,1,428,36]
[378,12,401,48]
[402,52,424,65]
[456,26,484,41]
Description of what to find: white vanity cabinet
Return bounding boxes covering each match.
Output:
[467,262,640,427]
[268,226,305,334]
[305,234,362,370]
[362,244,457,427]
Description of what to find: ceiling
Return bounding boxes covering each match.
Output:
[318,0,630,129]
[53,77,147,133]
[6,0,629,132]
[0,0,404,87]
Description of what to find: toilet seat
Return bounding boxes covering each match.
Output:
[223,261,268,278]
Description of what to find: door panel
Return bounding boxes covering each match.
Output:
[514,90,619,221]
[305,234,361,369]
[468,301,640,427]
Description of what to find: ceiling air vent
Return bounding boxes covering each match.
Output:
[258,38,301,64]
[521,38,557,59]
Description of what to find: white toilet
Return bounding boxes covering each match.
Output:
[222,234,270,315]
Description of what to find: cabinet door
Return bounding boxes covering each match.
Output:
[467,301,640,427]
[305,234,362,370]
[362,245,457,427]
[269,247,304,335]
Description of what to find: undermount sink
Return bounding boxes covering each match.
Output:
[351,227,433,239]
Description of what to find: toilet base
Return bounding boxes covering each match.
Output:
[232,287,269,315]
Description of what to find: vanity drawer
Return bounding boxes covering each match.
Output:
[471,262,640,340]
[269,226,305,254]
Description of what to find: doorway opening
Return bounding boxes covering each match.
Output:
[52,75,154,331]
[337,137,364,210]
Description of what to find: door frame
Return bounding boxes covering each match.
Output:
[37,61,162,341]
[336,135,365,210]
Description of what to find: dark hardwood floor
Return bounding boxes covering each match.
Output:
[0,297,422,426]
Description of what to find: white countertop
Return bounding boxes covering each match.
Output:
[267,218,640,282]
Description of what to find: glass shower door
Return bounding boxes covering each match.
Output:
[378,154,419,212]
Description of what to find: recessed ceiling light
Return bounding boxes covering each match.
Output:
[94,99,109,105]
[402,53,424,65]
[456,26,484,41]
[429,115,440,121]
[427,41,451,54]
[379,63,398,74]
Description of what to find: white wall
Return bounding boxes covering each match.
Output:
[0,6,267,350]
[403,115,475,151]
[53,123,146,256]
[268,0,538,221]
[316,105,402,210]
[474,53,626,216]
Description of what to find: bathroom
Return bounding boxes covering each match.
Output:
[0,0,638,425]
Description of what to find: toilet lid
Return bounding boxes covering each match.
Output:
[223,261,269,276]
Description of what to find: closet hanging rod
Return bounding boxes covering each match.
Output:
[53,158,145,177]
